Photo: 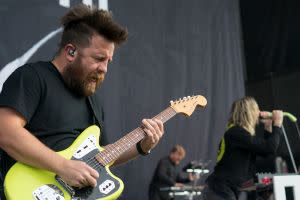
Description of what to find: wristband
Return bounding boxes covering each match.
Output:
[136,140,150,156]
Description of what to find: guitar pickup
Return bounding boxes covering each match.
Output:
[99,180,115,194]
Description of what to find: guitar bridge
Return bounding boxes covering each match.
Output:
[55,175,75,197]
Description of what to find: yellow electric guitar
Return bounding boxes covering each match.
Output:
[4,95,207,200]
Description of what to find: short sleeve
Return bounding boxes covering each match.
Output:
[0,64,42,122]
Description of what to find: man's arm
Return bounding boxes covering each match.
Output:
[111,118,164,166]
[0,107,99,188]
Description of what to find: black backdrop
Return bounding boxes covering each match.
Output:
[0,0,245,199]
[240,0,300,82]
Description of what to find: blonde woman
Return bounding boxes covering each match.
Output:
[203,96,283,200]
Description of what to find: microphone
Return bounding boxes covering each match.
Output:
[260,111,297,123]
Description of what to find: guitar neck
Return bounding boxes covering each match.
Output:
[95,107,177,165]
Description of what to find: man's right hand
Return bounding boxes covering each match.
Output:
[174,183,184,187]
[57,159,99,188]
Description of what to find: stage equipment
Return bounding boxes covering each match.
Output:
[273,175,300,200]
[183,160,210,175]
[160,185,204,200]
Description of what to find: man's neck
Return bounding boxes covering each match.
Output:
[51,56,66,75]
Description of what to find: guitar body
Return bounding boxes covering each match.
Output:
[4,125,124,200]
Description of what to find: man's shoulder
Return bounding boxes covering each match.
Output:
[159,156,170,164]
[25,61,53,71]
[14,61,52,75]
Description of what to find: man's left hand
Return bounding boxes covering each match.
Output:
[140,119,164,153]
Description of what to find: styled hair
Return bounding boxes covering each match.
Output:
[170,145,186,158]
[228,96,259,135]
[58,4,128,50]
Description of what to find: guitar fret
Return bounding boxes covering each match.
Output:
[115,141,122,155]
[101,153,109,164]
[95,153,105,165]
[104,146,115,164]
[109,145,118,160]
[115,143,122,155]
[110,145,119,160]
[111,143,119,157]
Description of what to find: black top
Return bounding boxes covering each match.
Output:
[206,125,281,196]
[149,156,190,200]
[0,61,108,176]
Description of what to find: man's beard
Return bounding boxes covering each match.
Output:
[63,59,105,97]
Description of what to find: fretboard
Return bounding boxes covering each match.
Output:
[95,106,177,165]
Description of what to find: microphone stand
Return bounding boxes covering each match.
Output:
[281,125,298,174]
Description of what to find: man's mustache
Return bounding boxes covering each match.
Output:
[89,73,105,83]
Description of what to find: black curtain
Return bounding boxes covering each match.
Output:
[240,0,300,82]
[0,0,245,199]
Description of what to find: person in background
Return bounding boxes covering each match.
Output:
[149,145,196,200]
[203,96,283,200]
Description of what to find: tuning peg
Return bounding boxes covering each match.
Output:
[183,97,187,100]
[187,96,191,98]
[170,100,174,104]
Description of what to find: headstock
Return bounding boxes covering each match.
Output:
[170,95,207,116]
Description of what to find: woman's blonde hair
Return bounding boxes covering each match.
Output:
[228,96,259,135]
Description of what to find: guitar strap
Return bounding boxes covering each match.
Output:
[87,96,109,146]
[87,96,103,130]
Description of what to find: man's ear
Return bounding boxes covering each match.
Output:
[65,44,77,61]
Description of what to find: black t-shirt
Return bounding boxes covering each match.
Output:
[0,61,108,176]
[206,125,281,196]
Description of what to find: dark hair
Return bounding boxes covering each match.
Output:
[170,145,186,157]
[58,4,128,50]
